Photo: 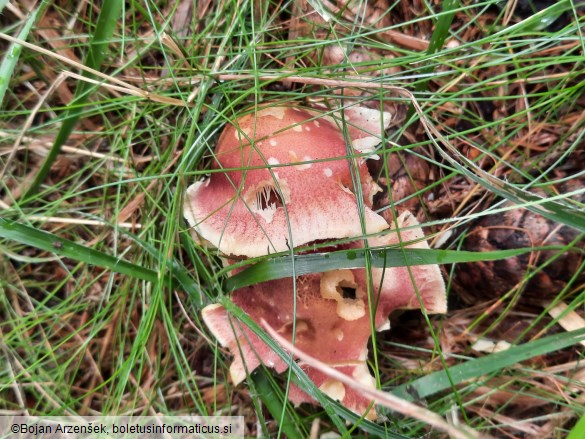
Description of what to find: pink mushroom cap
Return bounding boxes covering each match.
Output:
[201,212,447,420]
[184,105,391,257]
[351,210,447,330]
[202,273,379,419]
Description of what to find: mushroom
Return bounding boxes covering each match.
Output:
[201,213,446,420]
[186,104,446,420]
[202,272,379,418]
[350,211,447,327]
[184,105,391,257]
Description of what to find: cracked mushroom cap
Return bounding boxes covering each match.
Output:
[184,105,391,257]
[200,213,447,420]
[202,272,378,420]
[351,210,447,329]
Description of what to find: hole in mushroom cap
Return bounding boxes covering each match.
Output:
[321,270,366,321]
[245,179,291,224]
[338,283,357,300]
[257,185,282,210]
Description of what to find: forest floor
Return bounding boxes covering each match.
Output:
[1,0,585,437]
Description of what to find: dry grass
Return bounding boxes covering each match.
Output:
[1,0,585,437]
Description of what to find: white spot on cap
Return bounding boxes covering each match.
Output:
[314,120,320,128]
[270,139,278,146]
[295,156,313,171]
[304,125,311,131]
[260,107,285,120]
[234,127,251,140]
[319,380,346,402]
[267,157,279,165]
[335,329,344,341]
[323,168,333,177]
[292,125,302,132]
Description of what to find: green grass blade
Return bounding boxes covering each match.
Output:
[0,4,40,105]
[250,370,304,439]
[130,229,204,304]
[0,218,158,283]
[567,412,585,439]
[405,0,459,121]
[434,141,585,231]
[409,92,585,232]
[391,327,585,401]
[225,246,567,291]
[414,0,459,94]
[426,0,459,54]
[23,0,124,198]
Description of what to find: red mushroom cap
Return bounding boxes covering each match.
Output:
[200,212,447,420]
[202,273,378,419]
[351,211,447,330]
[184,105,390,257]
